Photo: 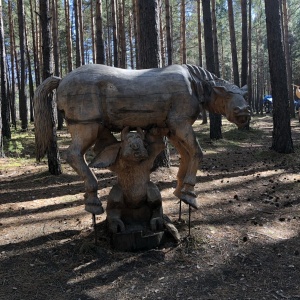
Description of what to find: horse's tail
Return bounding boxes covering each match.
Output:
[33,76,62,161]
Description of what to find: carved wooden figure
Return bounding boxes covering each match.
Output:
[89,127,168,234]
[34,64,250,215]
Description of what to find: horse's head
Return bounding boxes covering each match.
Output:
[212,85,251,128]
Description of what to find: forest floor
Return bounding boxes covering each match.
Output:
[1,115,300,300]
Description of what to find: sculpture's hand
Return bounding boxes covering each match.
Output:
[108,217,125,233]
[150,216,164,232]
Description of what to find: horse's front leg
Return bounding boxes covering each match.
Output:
[66,124,104,215]
[169,125,203,209]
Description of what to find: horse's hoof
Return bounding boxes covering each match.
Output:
[180,192,198,209]
[85,203,104,215]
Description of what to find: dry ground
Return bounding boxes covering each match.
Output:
[0,115,300,300]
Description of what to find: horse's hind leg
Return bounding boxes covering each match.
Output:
[65,123,104,215]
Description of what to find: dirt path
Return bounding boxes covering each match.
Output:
[1,116,300,300]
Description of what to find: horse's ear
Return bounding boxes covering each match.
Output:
[136,127,145,140]
[212,86,228,97]
[240,85,248,98]
[121,126,130,140]
[89,143,120,168]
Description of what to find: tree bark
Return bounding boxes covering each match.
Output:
[65,0,73,72]
[282,0,294,117]
[138,0,169,169]
[197,0,202,67]
[265,0,293,153]
[8,0,16,128]
[165,0,172,65]
[240,0,248,88]
[227,0,240,87]
[211,0,220,77]
[180,0,186,64]
[74,0,82,67]
[17,0,28,130]
[111,0,118,67]
[202,0,222,140]
[39,0,62,175]
[96,0,105,64]
[0,0,10,139]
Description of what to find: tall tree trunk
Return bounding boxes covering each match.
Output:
[197,0,202,67]
[78,0,85,65]
[39,0,62,175]
[96,0,105,64]
[248,0,253,112]
[211,0,220,77]
[241,0,248,87]
[52,0,63,129]
[138,0,160,68]
[65,0,73,72]
[227,0,239,86]
[180,0,186,64]
[8,0,16,128]
[118,0,126,68]
[0,0,10,139]
[25,25,34,123]
[282,0,294,117]
[106,0,112,66]
[265,0,293,153]
[74,0,82,67]
[17,0,28,130]
[202,0,222,140]
[30,0,39,87]
[128,11,134,68]
[111,0,118,67]
[165,0,172,65]
[91,0,96,63]
[158,0,165,67]
[138,0,169,169]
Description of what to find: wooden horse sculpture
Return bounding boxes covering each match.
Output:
[34,64,250,215]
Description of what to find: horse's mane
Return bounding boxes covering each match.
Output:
[184,64,242,94]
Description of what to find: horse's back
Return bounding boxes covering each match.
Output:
[57,64,194,130]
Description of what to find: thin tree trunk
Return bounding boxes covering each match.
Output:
[128,11,134,68]
[180,0,186,64]
[227,0,239,86]
[282,0,294,117]
[39,0,62,175]
[25,25,34,123]
[111,0,118,67]
[96,0,105,64]
[74,0,82,67]
[91,0,96,63]
[118,0,126,68]
[30,0,39,87]
[165,0,172,65]
[65,0,73,72]
[0,0,10,139]
[17,0,28,130]
[8,0,16,127]
[197,0,202,67]
[241,0,248,87]
[78,0,85,65]
[133,0,140,68]
[202,0,222,140]
[106,0,112,66]
[211,0,220,77]
[158,0,165,67]
[248,0,253,112]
